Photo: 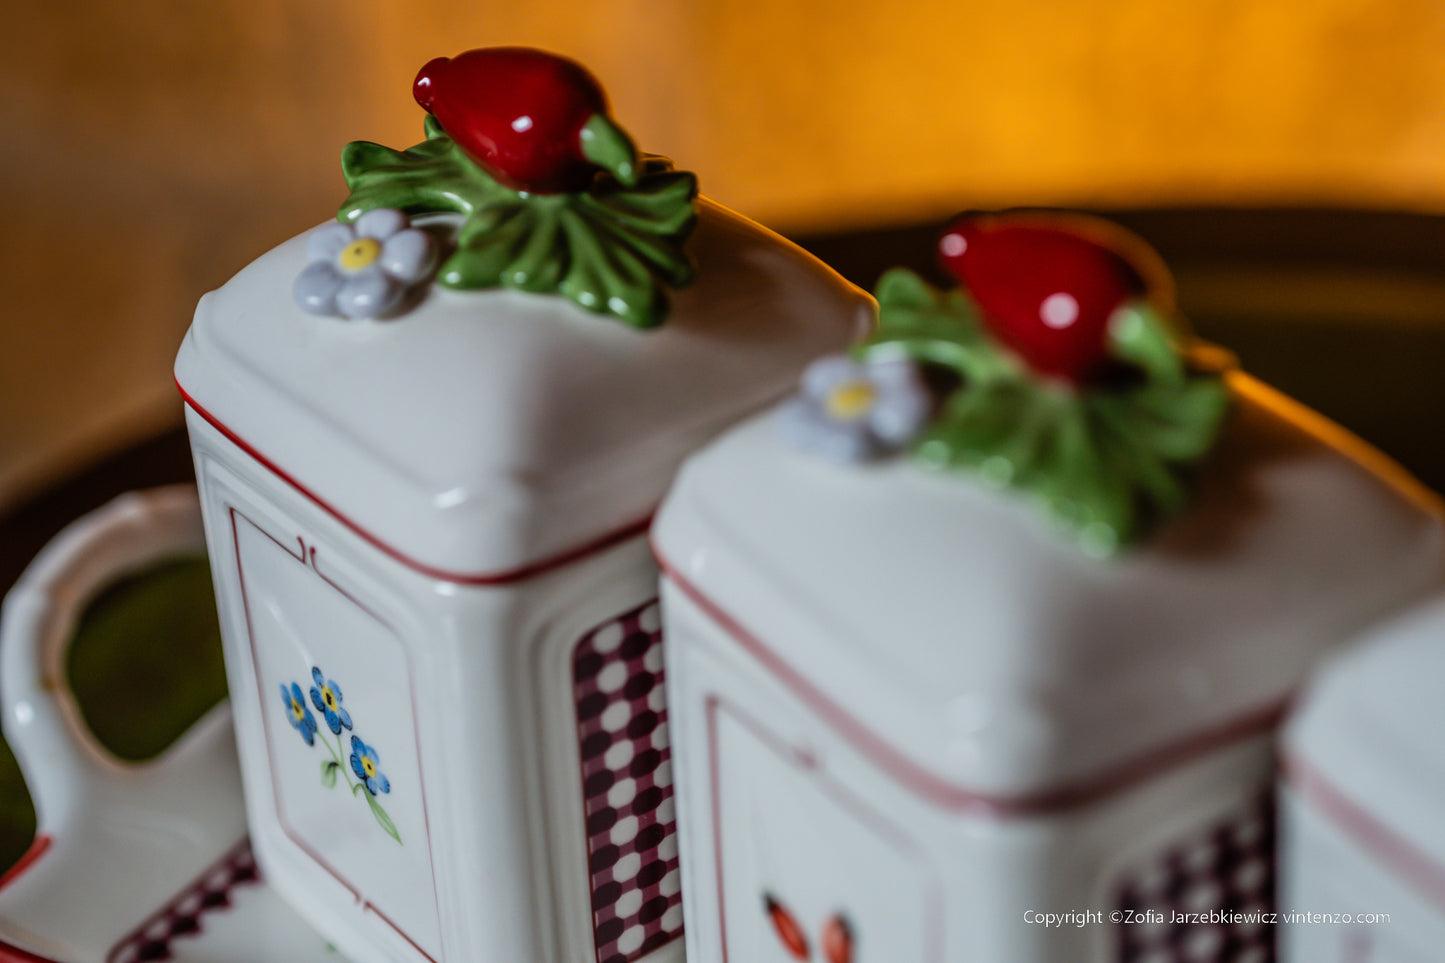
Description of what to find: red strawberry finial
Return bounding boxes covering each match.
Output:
[413,47,638,194]
[938,214,1155,384]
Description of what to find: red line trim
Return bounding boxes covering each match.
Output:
[178,383,653,585]
[657,547,1286,817]
[364,901,439,963]
[235,511,355,903]
[0,938,60,963]
[0,847,50,963]
[0,835,51,895]
[1283,751,1445,913]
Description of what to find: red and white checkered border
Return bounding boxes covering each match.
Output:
[106,839,259,963]
[573,599,684,963]
[1114,792,1276,963]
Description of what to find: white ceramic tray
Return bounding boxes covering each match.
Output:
[0,487,344,963]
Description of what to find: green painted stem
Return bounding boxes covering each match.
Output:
[321,731,359,795]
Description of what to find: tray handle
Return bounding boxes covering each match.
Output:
[0,485,241,838]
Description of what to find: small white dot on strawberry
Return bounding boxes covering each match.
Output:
[939,232,967,257]
[1040,292,1079,329]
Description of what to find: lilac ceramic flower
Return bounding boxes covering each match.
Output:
[777,354,932,462]
[280,682,318,746]
[310,666,353,735]
[293,208,435,319]
[350,736,391,796]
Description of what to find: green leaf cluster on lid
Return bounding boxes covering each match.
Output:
[338,116,697,328]
[867,268,1233,557]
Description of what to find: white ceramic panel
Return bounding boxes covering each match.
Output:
[713,702,936,962]
[663,572,1292,963]
[652,375,1444,798]
[1279,786,1445,962]
[1284,595,1445,878]
[234,512,440,959]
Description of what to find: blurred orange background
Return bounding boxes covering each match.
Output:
[3,0,1444,512]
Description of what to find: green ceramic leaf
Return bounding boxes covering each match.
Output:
[867,269,1232,555]
[338,122,697,327]
[322,759,340,788]
[1108,304,1187,386]
[340,132,511,220]
[867,269,1014,384]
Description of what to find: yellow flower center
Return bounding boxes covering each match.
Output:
[824,380,877,421]
[339,237,382,271]
[363,757,376,778]
[322,687,338,711]
[290,698,304,721]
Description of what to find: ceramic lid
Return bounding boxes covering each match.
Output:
[176,199,871,580]
[1284,594,1445,883]
[652,374,1444,805]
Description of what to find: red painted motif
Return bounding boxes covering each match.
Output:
[763,894,809,960]
[821,913,854,963]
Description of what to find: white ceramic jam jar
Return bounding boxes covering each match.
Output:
[1280,595,1445,962]
[174,47,869,963]
[652,214,1445,963]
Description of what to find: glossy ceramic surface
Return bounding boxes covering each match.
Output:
[412,49,635,194]
[655,374,1443,798]
[179,174,867,961]
[0,487,340,963]
[936,213,1158,384]
[652,371,1444,962]
[1280,594,1445,961]
[176,200,871,579]
[860,214,1231,553]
